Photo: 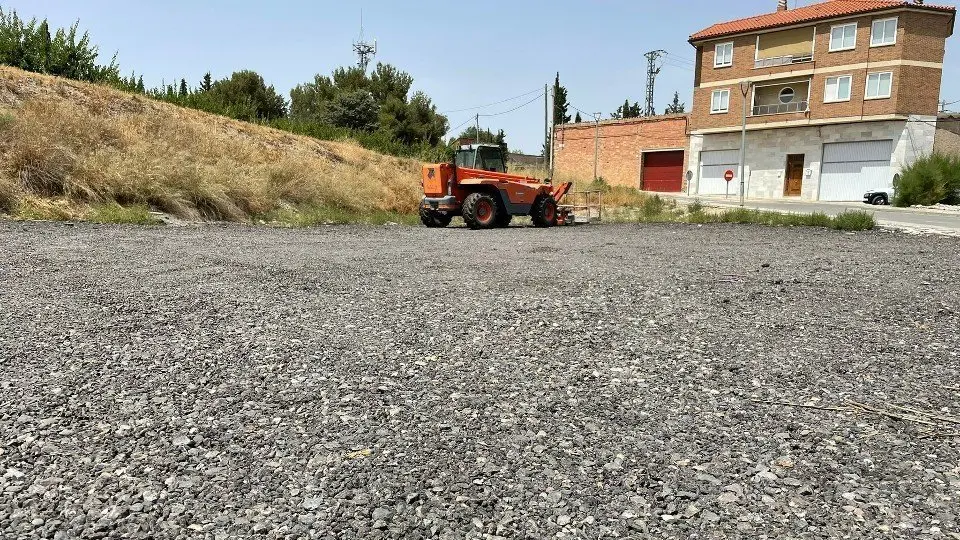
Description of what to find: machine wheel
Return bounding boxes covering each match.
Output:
[462,192,499,230]
[419,207,452,228]
[530,196,558,228]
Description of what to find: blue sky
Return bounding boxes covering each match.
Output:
[6,0,959,153]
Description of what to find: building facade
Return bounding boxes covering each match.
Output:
[552,114,689,190]
[688,0,955,200]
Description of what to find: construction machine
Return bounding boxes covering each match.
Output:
[419,143,573,229]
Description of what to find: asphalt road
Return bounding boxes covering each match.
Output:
[1,221,959,539]
[663,194,960,235]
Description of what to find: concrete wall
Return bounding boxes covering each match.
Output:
[552,115,688,188]
[688,116,936,199]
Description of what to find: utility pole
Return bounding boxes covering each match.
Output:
[475,113,480,144]
[593,113,602,181]
[549,85,556,180]
[643,50,666,116]
[544,83,549,168]
[737,80,752,207]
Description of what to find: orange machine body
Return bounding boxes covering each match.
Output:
[421,163,556,213]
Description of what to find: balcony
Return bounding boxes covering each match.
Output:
[752,100,809,116]
[754,27,816,70]
[754,53,813,69]
[751,80,810,117]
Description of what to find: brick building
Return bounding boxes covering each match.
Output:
[688,0,955,200]
[552,114,689,190]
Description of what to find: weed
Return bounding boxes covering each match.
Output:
[829,210,876,231]
[87,202,159,224]
[687,198,704,214]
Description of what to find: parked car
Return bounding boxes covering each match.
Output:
[863,188,893,205]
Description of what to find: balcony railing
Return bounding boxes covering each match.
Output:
[754,53,814,69]
[752,101,809,116]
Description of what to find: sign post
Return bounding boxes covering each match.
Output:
[724,169,734,199]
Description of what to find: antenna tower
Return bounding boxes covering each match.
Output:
[353,10,377,72]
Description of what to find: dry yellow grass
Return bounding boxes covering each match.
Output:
[0,66,422,222]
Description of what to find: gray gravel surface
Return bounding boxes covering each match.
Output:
[1,221,959,539]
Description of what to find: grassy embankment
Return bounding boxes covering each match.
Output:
[0,66,422,225]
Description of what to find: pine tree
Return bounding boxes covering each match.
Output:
[552,72,570,125]
[574,111,582,123]
[136,75,144,93]
[200,72,212,92]
[664,91,686,114]
[179,78,188,97]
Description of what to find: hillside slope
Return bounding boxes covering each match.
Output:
[0,66,422,223]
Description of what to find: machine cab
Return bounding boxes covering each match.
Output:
[455,144,507,173]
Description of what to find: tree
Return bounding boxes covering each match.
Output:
[454,126,509,160]
[612,99,642,119]
[199,72,212,92]
[574,111,582,123]
[664,91,686,114]
[179,78,188,97]
[207,70,287,121]
[321,90,379,131]
[369,63,413,104]
[552,72,570,125]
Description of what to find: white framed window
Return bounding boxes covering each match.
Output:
[871,17,898,47]
[711,89,730,113]
[824,75,852,102]
[865,72,893,99]
[829,23,857,51]
[714,42,734,67]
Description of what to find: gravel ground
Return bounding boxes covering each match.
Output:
[1,220,959,540]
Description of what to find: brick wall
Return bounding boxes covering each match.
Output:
[689,8,952,132]
[552,115,689,189]
[935,116,960,156]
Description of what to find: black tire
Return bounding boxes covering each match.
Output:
[872,194,888,206]
[419,207,452,228]
[530,196,558,228]
[462,192,499,230]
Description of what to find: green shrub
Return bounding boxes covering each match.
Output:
[687,198,704,214]
[894,153,960,207]
[829,210,875,231]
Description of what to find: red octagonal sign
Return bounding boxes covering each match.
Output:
[724,169,735,182]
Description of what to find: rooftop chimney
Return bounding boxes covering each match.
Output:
[778,0,788,11]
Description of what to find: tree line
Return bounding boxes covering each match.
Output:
[0,8,452,160]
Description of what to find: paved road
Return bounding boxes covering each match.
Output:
[661,194,960,235]
[2,221,959,539]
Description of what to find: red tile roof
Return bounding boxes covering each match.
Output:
[690,0,956,42]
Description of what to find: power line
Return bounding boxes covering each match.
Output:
[664,52,695,65]
[441,88,542,114]
[478,93,544,117]
[444,116,475,137]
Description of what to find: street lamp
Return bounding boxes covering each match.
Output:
[737,80,752,207]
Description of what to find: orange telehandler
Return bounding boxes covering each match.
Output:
[419,143,573,229]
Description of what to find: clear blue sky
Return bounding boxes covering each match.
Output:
[6,0,959,153]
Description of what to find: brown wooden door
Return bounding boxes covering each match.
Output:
[784,154,804,196]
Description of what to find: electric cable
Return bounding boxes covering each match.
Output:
[441,88,543,114]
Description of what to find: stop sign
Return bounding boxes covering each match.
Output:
[724,170,735,182]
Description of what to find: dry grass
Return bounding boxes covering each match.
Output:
[0,66,422,223]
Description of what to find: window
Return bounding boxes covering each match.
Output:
[865,72,893,99]
[824,76,852,102]
[711,89,730,113]
[871,17,897,46]
[714,42,733,67]
[829,23,857,51]
[779,87,795,104]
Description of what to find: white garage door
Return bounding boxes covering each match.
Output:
[698,150,740,195]
[819,140,894,201]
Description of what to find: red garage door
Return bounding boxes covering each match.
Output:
[642,151,684,192]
